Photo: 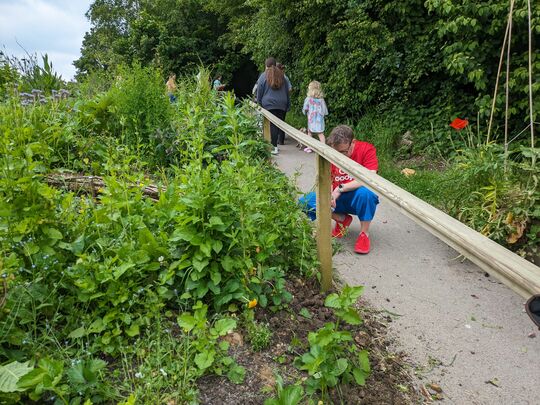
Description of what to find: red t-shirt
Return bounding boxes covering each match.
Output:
[331,140,378,190]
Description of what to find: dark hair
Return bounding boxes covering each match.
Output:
[265,57,277,68]
[276,63,285,70]
[266,66,284,90]
[327,125,354,146]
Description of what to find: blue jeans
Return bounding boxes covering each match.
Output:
[299,187,379,221]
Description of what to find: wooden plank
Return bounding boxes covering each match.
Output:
[262,116,271,142]
[251,102,540,298]
[316,155,333,291]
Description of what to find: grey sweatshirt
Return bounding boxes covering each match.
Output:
[256,71,291,111]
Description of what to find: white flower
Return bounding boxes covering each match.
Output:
[135,372,143,378]
[158,256,164,263]
[159,368,167,376]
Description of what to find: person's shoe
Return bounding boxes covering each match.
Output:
[304,147,313,153]
[271,147,279,155]
[354,232,370,254]
[332,214,353,238]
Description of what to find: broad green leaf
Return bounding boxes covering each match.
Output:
[226,364,245,384]
[0,361,32,393]
[44,227,63,240]
[263,384,304,405]
[339,308,362,325]
[195,351,215,369]
[213,318,236,336]
[211,271,221,286]
[335,358,348,376]
[67,359,106,388]
[68,326,86,339]
[324,293,340,308]
[38,358,63,386]
[342,285,364,303]
[358,349,371,372]
[17,368,46,389]
[170,229,195,242]
[209,216,224,227]
[352,367,367,386]
[112,262,135,280]
[87,318,105,334]
[200,241,212,257]
[299,308,312,319]
[67,363,86,387]
[70,234,85,254]
[177,313,197,332]
[125,323,140,337]
[212,239,223,253]
[118,394,137,405]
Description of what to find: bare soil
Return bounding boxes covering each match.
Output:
[197,277,423,404]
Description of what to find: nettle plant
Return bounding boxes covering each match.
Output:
[294,286,371,397]
[177,301,245,382]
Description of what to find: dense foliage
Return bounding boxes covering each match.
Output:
[0,68,322,402]
[74,0,236,81]
[208,0,538,140]
[75,0,538,151]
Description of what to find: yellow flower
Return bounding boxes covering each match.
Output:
[248,299,257,309]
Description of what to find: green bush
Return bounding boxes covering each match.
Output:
[0,68,319,402]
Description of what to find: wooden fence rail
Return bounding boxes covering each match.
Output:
[252,103,540,298]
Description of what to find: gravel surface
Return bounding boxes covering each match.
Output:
[274,140,540,404]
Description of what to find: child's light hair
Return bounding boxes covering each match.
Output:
[307,80,324,98]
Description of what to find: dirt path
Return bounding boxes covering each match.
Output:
[274,141,540,404]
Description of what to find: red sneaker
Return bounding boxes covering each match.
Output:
[332,214,353,238]
[354,232,370,254]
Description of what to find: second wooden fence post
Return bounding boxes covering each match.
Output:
[263,117,271,143]
[316,154,333,291]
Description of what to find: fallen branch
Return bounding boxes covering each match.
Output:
[45,173,162,201]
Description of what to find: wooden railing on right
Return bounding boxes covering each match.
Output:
[252,103,540,298]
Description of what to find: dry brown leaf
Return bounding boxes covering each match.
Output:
[259,365,276,388]
[507,220,526,244]
[222,331,243,346]
[428,383,443,393]
[400,168,416,177]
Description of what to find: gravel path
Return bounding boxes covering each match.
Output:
[274,141,540,405]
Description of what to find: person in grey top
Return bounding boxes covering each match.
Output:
[256,57,291,154]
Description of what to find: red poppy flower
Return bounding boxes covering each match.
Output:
[449,118,468,130]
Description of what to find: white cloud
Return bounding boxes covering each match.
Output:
[0,0,92,80]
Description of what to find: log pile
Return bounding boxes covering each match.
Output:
[45,173,161,201]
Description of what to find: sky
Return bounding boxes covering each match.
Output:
[0,0,92,81]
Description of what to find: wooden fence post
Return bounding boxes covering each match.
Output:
[263,117,271,142]
[316,154,333,291]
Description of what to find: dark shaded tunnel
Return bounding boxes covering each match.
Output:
[229,57,259,101]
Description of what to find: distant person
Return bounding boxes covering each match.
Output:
[302,80,328,153]
[256,57,291,154]
[213,75,225,91]
[299,125,379,254]
[277,63,293,93]
[275,62,292,145]
[166,73,177,103]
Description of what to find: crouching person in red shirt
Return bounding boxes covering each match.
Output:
[299,125,379,254]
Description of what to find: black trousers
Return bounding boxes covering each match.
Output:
[268,109,286,147]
